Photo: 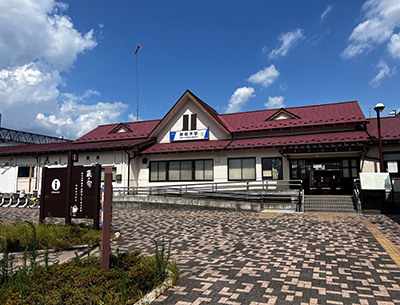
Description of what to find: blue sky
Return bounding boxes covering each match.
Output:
[1,0,400,139]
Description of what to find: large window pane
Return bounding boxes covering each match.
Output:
[159,162,166,181]
[272,158,282,180]
[242,158,255,180]
[195,160,204,180]
[204,160,213,180]
[169,161,180,181]
[181,161,192,180]
[150,163,158,181]
[229,159,242,180]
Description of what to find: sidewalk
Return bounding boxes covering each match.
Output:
[1,207,400,304]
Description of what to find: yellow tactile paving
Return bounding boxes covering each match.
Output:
[258,213,275,219]
[317,215,334,221]
[116,211,258,219]
[362,219,400,269]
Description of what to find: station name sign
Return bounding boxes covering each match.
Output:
[170,129,209,142]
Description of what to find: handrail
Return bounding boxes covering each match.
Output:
[353,178,362,213]
[113,180,303,195]
[113,179,303,206]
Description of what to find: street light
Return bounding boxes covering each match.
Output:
[374,103,385,172]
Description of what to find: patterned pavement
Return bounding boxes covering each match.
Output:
[1,207,400,304]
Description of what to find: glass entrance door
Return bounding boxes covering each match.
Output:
[290,158,359,195]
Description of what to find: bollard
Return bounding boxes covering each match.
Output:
[101,167,113,271]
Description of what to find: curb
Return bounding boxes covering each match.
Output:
[134,271,174,305]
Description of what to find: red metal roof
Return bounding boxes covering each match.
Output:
[141,140,232,155]
[141,130,370,154]
[367,116,400,141]
[75,120,160,143]
[0,139,154,156]
[227,130,370,150]
[220,101,366,132]
[188,90,233,131]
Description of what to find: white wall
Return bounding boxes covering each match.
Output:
[0,166,17,193]
[137,148,287,187]
[157,98,230,143]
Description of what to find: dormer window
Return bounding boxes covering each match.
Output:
[182,114,197,131]
[266,109,300,121]
[110,123,133,134]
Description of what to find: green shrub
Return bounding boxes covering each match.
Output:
[0,221,102,253]
[0,234,179,304]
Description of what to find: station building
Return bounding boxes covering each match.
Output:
[0,90,399,196]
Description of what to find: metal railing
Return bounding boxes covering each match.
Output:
[113,180,303,208]
[353,179,362,213]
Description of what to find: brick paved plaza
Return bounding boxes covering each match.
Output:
[1,207,400,304]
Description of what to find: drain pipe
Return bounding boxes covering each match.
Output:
[32,156,40,193]
[125,151,136,190]
[223,134,234,150]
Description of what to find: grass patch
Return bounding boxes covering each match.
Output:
[0,235,179,304]
[0,220,102,253]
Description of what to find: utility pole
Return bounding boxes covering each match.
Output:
[134,44,141,121]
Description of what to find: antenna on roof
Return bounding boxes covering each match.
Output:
[134,44,141,122]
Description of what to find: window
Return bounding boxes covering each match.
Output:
[195,160,213,180]
[150,162,166,181]
[149,160,213,182]
[384,152,400,177]
[262,157,283,180]
[101,167,117,182]
[228,158,256,180]
[182,115,189,131]
[191,114,197,130]
[18,166,32,178]
[341,159,359,178]
[290,160,307,179]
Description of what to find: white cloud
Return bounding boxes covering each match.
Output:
[128,114,141,122]
[225,87,255,113]
[248,65,280,87]
[36,91,129,138]
[0,0,129,139]
[0,0,96,70]
[388,32,400,58]
[369,60,396,87]
[264,96,285,109]
[268,28,305,59]
[341,0,400,59]
[321,5,333,20]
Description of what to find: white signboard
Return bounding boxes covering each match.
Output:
[170,129,209,141]
[387,161,398,173]
[359,173,392,190]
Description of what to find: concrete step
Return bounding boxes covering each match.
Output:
[303,195,356,213]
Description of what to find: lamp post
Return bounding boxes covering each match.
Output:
[374,103,385,172]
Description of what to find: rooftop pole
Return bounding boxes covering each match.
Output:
[134,44,141,121]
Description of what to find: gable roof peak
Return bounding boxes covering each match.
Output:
[266,108,301,121]
[109,122,133,134]
[149,89,230,137]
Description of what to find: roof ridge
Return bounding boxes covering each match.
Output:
[220,100,359,117]
[96,119,161,128]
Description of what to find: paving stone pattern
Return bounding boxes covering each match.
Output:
[1,207,400,304]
